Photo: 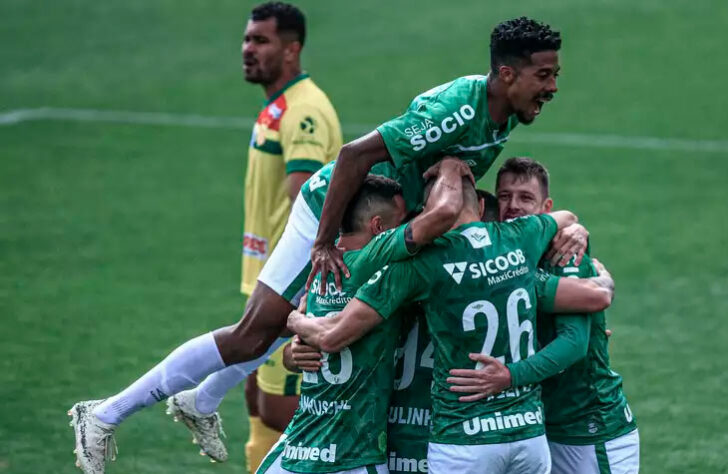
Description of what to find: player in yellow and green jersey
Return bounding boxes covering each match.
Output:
[228,2,342,470]
[231,3,342,470]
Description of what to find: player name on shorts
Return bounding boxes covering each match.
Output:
[299,394,351,416]
[485,384,533,402]
[462,407,544,436]
[283,442,337,463]
[389,452,427,473]
[388,406,431,427]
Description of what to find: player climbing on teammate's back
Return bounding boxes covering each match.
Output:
[69,17,576,474]
[309,17,565,288]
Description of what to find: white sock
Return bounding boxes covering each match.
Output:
[194,337,289,414]
[93,332,225,425]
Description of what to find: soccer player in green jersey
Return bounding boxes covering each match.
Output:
[309,17,566,288]
[287,184,613,474]
[288,179,610,473]
[258,158,473,474]
[446,157,639,474]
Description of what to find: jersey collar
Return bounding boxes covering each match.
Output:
[452,220,485,233]
[264,72,310,106]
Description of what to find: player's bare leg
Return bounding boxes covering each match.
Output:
[259,392,299,433]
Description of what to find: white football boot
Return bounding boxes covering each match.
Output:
[166,390,227,462]
[68,400,117,474]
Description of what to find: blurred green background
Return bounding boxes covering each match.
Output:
[2,1,727,473]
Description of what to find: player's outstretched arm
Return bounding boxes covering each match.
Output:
[552,271,614,313]
[308,132,391,292]
[547,210,578,230]
[287,299,383,353]
[447,315,591,401]
[446,263,615,400]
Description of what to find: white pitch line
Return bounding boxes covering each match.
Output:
[1,107,728,154]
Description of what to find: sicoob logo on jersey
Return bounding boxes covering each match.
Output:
[300,116,316,134]
[443,250,528,285]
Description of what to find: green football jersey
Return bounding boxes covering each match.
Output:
[377,75,519,208]
[388,311,432,473]
[280,224,414,472]
[301,160,422,217]
[538,254,637,445]
[357,217,560,445]
[300,161,335,219]
[302,76,519,219]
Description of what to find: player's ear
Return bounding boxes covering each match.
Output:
[543,198,553,213]
[283,40,301,62]
[499,65,516,85]
[370,215,384,235]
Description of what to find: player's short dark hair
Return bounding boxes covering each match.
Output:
[496,157,550,198]
[250,2,306,46]
[490,17,561,73]
[477,189,499,222]
[341,175,403,233]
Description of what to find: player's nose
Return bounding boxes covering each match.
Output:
[546,77,558,95]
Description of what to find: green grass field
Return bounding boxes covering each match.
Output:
[2,1,728,473]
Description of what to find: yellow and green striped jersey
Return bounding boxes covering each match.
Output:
[242,73,342,295]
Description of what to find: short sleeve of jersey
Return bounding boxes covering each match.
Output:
[534,269,561,313]
[355,261,429,320]
[357,224,416,274]
[376,81,474,170]
[505,214,558,264]
[279,104,331,175]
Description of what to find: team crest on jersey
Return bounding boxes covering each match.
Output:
[443,262,467,284]
[461,226,491,248]
[300,116,316,134]
[269,102,283,119]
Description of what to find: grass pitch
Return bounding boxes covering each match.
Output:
[2,1,727,473]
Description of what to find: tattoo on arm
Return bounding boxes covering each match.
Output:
[404,223,421,254]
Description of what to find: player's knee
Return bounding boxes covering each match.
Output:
[212,325,271,364]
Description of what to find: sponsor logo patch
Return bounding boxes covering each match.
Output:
[243,233,268,260]
[461,226,491,248]
[443,262,467,284]
[283,442,337,462]
[409,104,475,151]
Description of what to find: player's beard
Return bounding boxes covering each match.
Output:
[243,60,283,86]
